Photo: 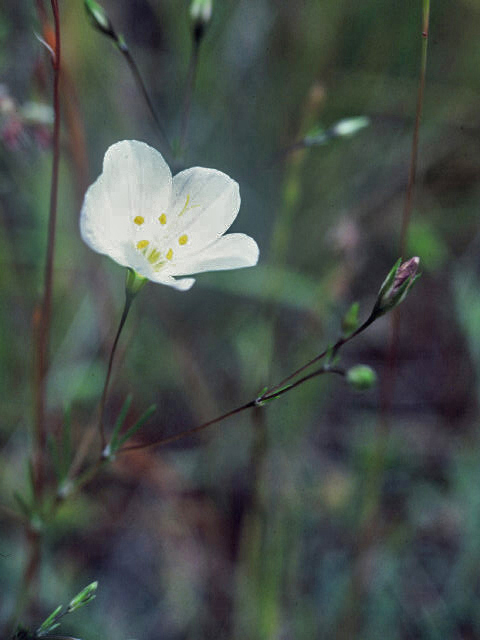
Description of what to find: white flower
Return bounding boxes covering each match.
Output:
[80,140,259,291]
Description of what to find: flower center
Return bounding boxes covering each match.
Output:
[135,233,189,271]
[132,195,194,271]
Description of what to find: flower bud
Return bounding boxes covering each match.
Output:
[67,581,98,613]
[190,0,212,41]
[331,116,370,138]
[346,365,377,391]
[84,0,117,41]
[372,257,420,318]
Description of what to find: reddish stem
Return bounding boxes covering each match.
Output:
[33,0,61,500]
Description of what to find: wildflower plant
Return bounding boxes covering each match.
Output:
[2,0,427,638]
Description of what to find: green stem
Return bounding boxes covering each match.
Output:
[399,0,430,255]
[118,42,174,163]
[179,36,201,157]
[340,6,431,636]
[260,315,374,400]
[98,293,134,453]
[121,366,345,453]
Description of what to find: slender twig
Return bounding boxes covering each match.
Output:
[342,7,431,634]
[14,3,61,628]
[118,42,174,163]
[399,0,430,255]
[33,0,61,502]
[260,315,375,400]
[118,303,377,457]
[383,0,431,422]
[121,366,345,453]
[179,35,201,156]
[97,293,134,452]
[57,459,106,503]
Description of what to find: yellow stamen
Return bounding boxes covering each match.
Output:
[148,249,161,264]
[137,240,149,250]
[178,234,188,246]
[134,215,144,225]
[166,248,173,260]
[178,194,190,217]
[159,213,167,225]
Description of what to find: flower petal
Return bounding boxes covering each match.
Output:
[148,273,196,291]
[161,167,240,254]
[170,233,259,276]
[80,140,172,263]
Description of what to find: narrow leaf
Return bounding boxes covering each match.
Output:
[67,581,98,613]
[109,394,133,452]
[116,405,156,450]
[13,491,31,518]
[37,605,63,635]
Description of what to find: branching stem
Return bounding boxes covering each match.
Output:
[121,365,346,453]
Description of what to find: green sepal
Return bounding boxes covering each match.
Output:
[125,268,148,299]
[371,257,420,318]
[341,301,360,337]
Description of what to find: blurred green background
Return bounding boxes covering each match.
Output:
[2,0,480,638]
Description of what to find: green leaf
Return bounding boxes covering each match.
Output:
[115,405,156,450]
[36,605,63,635]
[108,394,133,454]
[13,491,31,518]
[67,581,98,613]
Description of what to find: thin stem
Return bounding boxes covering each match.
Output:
[98,294,134,452]
[260,315,374,400]
[179,36,201,156]
[13,3,61,628]
[7,529,41,633]
[341,7,431,634]
[399,0,430,255]
[58,459,106,503]
[119,43,175,163]
[123,399,256,452]
[33,0,61,503]
[383,0,431,434]
[121,366,345,453]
